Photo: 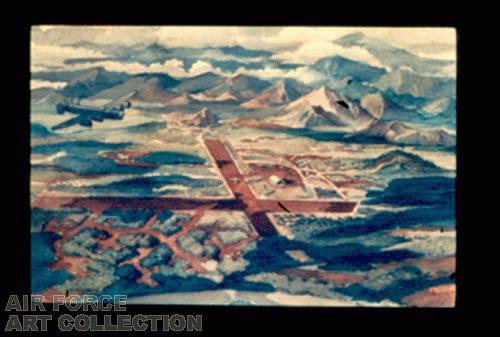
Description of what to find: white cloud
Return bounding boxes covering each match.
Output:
[32,26,159,47]
[30,43,108,69]
[30,25,457,92]
[272,41,387,68]
[365,27,456,54]
[31,26,456,81]
[438,63,457,78]
[407,44,456,61]
[32,26,456,58]
[56,60,152,74]
[53,58,229,79]
[31,80,67,90]
[234,66,324,84]
[30,43,326,85]
[159,59,188,77]
[197,49,265,63]
[159,59,228,78]
[189,60,226,76]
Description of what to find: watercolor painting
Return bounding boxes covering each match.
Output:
[30,26,456,307]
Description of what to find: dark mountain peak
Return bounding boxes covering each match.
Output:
[361,120,456,147]
[375,149,427,162]
[62,67,131,98]
[146,42,168,51]
[333,32,366,45]
[378,120,412,133]
[173,72,225,94]
[240,78,303,109]
[85,66,106,74]
[133,73,180,89]
[228,73,253,84]
[141,42,172,57]
[312,55,387,83]
[320,55,356,63]
[363,149,444,173]
[200,74,270,101]
[67,66,107,84]
[219,45,273,58]
[192,72,221,80]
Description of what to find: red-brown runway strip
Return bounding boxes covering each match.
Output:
[203,139,357,236]
[32,138,358,237]
[32,196,242,212]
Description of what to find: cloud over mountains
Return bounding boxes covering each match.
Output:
[32,27,456,75]
[31,26,457,145]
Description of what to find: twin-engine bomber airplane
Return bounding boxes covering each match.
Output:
[52,94,134,131]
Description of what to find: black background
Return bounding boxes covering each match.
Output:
[1,6,478,335]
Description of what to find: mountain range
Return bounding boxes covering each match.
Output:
[171,72,225,94]
[357,121,455,147]
[372,69,455,99]
[312,55,387,83]
[360,149,447,174]
[270,86,375,129]
[60,67,132,98]
[191,74,271,102]
[86,72,191,106]
[333,32,454,76]
[31,32,456,147]
[241,79,308,109]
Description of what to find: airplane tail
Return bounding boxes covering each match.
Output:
[119,101,132,110]
[55,103,67,114]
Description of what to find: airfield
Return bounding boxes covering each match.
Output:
[31,109,455,307]
[30,28,456,306]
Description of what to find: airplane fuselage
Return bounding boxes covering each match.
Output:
[55,103,125,120]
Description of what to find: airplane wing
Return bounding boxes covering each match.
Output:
[51,116,93,131]
[103,91,136,108]
[90,114,104,122]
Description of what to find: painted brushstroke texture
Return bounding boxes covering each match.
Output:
[31,26,456,307]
